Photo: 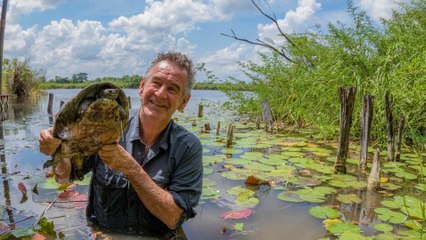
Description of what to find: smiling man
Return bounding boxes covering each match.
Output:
[38,52,203,239]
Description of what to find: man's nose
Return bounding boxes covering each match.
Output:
[155,85,168,98]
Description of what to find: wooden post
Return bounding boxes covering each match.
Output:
[127,96,131,109]
[334,86,357,174]
[385,91,394,162]
[198,102,203,118]
[216,121,220,135]
[0,0,8,95]
[47,93,54,114]
[260,100,273,133]
[359,95,374,171]
[204,122,211,133]
[0,95,8,112]
[395,113,405,161]
[225,124,234,148]
[367,148,381,191]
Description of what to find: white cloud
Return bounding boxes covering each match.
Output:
[200,43,259,82]
[8,0,62,22]
[357,0,408,21]
[257,0,321,45]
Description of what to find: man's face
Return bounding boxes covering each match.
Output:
[139,60,190,123]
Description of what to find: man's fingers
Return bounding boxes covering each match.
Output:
[38,128,62,156]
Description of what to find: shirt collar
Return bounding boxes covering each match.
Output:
[128,109,172,152]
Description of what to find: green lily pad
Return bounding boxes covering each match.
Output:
[225,158,252,165]
[395,171,417,180]
[309,206,339,219]
[203,167,213,175]
[281,151,305,157]
[336,194,362,204]
[221,169,254,180]
[203,155,225,165]
[221,148,244,155]
[374,208,406,224]
[338,232,372,240]
[277,190,304,202]
[201,186,220,199]
[233,223,244,232]
[374,223,393,232]
[203,178,217,187]
[244,162,276,172]
[375,232,403,240]
[325,221,360,234]
[240,151,264,160]
[380,182,401,191]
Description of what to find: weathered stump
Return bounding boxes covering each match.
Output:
[385,91,394,161]
[47,93,54,114]
[204,122,211,133]
[216,121,220,135]
[334,86,357,174]
[260,100,273,133]
[198,102,203,118]
[225,124,234,148]
[395,113,405,161]
[128,96,132,109]
[367,148,382,191]
[0,95,9,112]
[359,95,374,172]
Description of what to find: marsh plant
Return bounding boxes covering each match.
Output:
[220,0,426,150]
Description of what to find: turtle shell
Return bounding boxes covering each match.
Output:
[47,82,129,180]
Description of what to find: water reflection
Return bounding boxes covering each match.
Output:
[0,121,16,230]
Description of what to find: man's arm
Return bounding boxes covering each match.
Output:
[98,144,183,230]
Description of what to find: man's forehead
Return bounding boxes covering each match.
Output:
[158,61,169,69]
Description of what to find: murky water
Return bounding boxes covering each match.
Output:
[0,89,425,240]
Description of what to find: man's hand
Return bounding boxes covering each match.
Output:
[38,127,62,155]
[98,144,136,174]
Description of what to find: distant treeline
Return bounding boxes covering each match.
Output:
[40,74,251,91]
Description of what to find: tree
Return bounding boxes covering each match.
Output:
[71,72,88,83]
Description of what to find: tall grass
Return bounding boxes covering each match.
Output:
[220,0,426,150]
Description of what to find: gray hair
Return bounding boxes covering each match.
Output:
[145,52,195,95]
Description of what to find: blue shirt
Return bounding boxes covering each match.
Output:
[76,109,203,235]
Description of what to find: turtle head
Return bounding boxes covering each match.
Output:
[99,88,119,100]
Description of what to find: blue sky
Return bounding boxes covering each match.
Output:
[4,0,406,81]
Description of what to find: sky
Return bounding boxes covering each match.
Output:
[3,0,407,82]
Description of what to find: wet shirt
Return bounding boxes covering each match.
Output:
[75,109,203,235]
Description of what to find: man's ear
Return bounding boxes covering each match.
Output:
[138,78,145,97]
[178,95,191,112]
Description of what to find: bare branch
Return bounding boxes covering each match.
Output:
[221,30,296,63]
[250,0,296,47]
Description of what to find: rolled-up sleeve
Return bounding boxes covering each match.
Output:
[168,138,203,220]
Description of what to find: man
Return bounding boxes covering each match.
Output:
[38,52,203,238]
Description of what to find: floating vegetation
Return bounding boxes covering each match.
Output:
[197,118,426,239]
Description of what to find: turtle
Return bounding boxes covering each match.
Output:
[44,82,129,181]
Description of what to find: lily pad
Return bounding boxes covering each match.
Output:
[374,208,406,224]
[336,194,362,204]
[221,148,244,155]
[219,209,253,220]
[324,221,360,234]
[309,206,339,219]
[277,191,303,202]
[374,223,393,232]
